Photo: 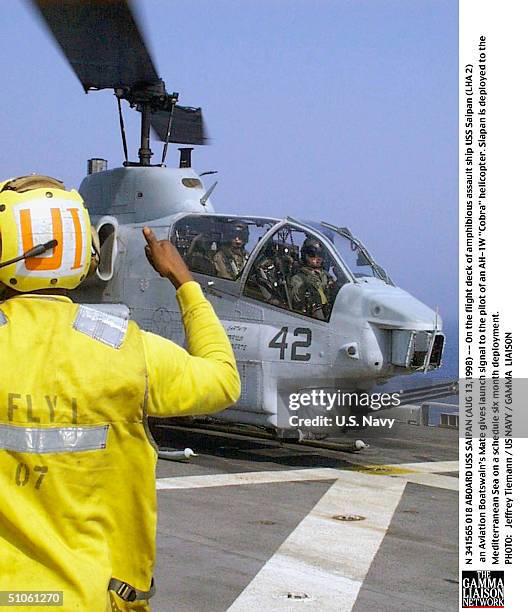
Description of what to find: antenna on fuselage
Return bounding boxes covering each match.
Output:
[200,181,218,207]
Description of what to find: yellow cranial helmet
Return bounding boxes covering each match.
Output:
[0,175,91,292]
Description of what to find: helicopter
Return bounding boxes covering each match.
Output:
[23,0,450,439]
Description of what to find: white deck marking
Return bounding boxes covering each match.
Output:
[227,472,406,611]
[395,460,459,473]
[156,461,458,611]
[155,460,459,491]
[156,467,337,490]
[398,473,459,491]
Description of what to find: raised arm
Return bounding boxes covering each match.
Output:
[141,227,240,416]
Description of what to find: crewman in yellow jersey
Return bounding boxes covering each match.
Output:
[0,175,241,611]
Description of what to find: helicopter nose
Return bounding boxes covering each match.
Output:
[334,282,441,331]
[365,289,442,330]
[333,283,444,373]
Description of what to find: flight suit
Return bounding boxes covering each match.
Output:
[0,282,240,611]
[251,254,293,307]
[290,266,333,320]
[213,246,248,280]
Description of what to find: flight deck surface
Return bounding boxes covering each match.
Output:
[152,422,458,612]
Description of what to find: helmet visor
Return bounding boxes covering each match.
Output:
[304,245,324,258]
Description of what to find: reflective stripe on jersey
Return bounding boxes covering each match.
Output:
[0,424,108,453]
[73,304,128,348]
[0,309,6,326]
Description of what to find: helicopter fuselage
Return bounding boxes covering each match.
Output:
[77,166,444,437]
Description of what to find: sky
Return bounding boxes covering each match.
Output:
[0,0,458,322]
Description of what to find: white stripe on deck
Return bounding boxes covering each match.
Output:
[155,460,459,491]
[399,473,459,491]
[156,461,458,611]
[227,472,406,611]
[156,468,337,490]
[395,460,459,473]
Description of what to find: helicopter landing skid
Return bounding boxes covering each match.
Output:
[150,418,368,454]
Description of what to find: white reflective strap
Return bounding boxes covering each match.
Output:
[0,424,108,453]
[0,309,7,326]
[73,304,128,348]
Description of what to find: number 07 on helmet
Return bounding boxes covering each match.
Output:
[0,175,91,292]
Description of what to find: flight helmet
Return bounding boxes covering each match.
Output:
[0,175,92,292]
[301,237,325,265]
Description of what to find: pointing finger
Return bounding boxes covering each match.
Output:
[143,226,158,246]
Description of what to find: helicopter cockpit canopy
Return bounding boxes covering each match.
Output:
[302,221,393,285]
[170,215,391,322]
[242,222,349,321]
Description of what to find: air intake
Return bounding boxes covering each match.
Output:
[87,158,108,174]
[179,148,193,168]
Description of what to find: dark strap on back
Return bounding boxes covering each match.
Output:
[108,577,155,602]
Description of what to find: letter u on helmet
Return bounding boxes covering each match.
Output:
[0,175,91,292]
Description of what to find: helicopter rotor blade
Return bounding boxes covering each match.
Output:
[151,106,208,146]
[30,0,159,91]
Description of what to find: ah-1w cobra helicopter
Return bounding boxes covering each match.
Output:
[27,0,448,439]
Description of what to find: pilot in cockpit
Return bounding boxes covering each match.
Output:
[290,237,336,320]
[213,222,249,280]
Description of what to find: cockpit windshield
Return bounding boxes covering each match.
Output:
[303,221,392,284]
[171,215,276,281]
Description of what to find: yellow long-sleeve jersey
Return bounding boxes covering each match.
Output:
[0,281,240,611]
